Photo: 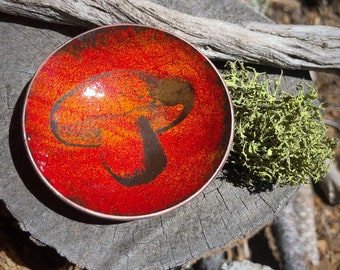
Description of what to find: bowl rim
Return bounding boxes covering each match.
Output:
[22,24,234,221]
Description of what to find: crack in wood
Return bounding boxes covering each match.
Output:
[0,1,310,269]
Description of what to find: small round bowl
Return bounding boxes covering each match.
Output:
[23,25,234,221]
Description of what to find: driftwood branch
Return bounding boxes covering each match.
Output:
[0,0,339,73]
[0,0,340,71]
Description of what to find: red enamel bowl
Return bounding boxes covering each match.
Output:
[23,25,234,221]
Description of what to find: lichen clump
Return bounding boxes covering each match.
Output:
[223,61,334,186]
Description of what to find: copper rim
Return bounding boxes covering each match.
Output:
[22,24,234,221]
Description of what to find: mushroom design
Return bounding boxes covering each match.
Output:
[50,70,195,187]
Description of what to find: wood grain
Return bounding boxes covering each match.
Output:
[0,1,308,269]
[0,0,339,73]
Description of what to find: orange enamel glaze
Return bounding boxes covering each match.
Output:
[24,25,233,218]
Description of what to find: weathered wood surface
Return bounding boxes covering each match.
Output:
[0,1,308,269]
[0,0,339,73]
[273,184,319,270]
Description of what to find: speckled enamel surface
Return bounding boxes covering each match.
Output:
[23,25,233,218]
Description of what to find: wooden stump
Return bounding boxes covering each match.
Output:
[0,1,312,269]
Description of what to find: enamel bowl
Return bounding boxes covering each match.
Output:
[23,25,234,221]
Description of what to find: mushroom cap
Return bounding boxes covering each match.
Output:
[51,70,195,146]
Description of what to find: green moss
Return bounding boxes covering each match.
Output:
[222,61,335,186]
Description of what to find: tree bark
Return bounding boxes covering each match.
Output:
[0,0,339,73]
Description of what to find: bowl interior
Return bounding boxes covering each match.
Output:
[23,25,233,220]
